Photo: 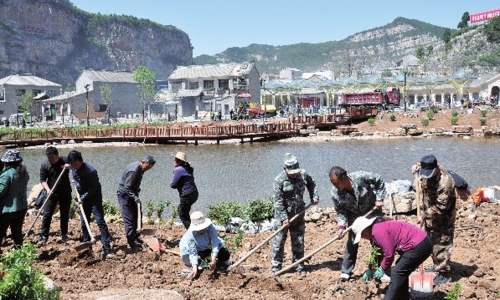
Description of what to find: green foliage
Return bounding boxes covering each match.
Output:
[427,110,436,120]
[223,230,244,254]
[207,197,275,225]
[444,283,463,300]
[133,66,156,122]
[16,91,35,119]
[478,47,500,68]
[364,246,381,270]
[367,118,376,126]
[431,108,439,114]
[443,28,451,43]
[145,200,155,218]
[389,114,396,121]
[421,118,429,126]
[381,70,393,77]
[450,116,459,125]
[247,197,274,222]
[0,243,60,299]
[102,199,119,216]
[480,109,488,117]
[479,118,487,126]
[483,16,500,43]
[416,46,426,60]
[156,200,171,220]
[451,110,459,117]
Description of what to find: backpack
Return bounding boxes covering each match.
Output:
[447,170,468,190]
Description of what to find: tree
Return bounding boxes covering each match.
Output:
[17,91,35,124]
[100,84,113,124]
[427,45,434,56]
[133,66,156,123]
[483,16,500,43]
[416,46,426,60]
[460,12,470,29]
[443,29,451,44]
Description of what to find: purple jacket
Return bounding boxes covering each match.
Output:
[170,165,197,196]
[371,221,427,270]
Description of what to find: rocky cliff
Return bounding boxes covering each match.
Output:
[0,0,193,86]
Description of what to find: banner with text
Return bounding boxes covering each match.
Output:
[470,9,500,24]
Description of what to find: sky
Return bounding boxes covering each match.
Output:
[70,0,499,57]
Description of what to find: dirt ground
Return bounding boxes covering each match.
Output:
[5,195,496,300]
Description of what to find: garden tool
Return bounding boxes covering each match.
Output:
[136,202,156,236]
[409,173,434,297]
[25,169,67,239]
[228,203,313,272]
[144,236,180,256]
[273,207,377,277]
[70,175,96,252]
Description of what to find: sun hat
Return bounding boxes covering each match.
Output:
[283,153,300,175]
[419,154,438,179]
[1,149,23,163]
[189,211,212,231]
[172,151,188,163]
[351,216,377,244]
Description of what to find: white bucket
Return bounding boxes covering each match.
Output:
[483,188,496,203]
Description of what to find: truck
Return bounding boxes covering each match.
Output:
[341,88,401,111]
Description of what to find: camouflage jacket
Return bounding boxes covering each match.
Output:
[273,170,319,222]
[331,171,386,228]
[418,167,456,228]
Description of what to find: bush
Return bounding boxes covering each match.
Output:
[479,118,487,126]
[450,116,459,125]
[431,108,439,114]
[247,197,274,222]
[427,111,435,120]
[480,109,488,117]
[0,243,59,299]
[389,114,396,121]
[367,118,376,126]
[421,118,429,126]
[103,199,120,216]
[451,110,459,117]
[207,197,275,225]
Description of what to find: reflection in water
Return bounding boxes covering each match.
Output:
[18,138,500,214]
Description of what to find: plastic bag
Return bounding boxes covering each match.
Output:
[471,187,494,207]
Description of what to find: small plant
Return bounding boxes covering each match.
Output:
[427,110,435,120]
[155,200,171,224]
[480,109,488,117]
[145,200,155,218]
[103,199,119,216]
[451,110,459,117]
[0,243,59,299]
[479,118,487,126]
[367,118,376,126]
[431,108,439,114]
[450,116,459,125]
[444,283,463,300]
[389,114,396,121]
[223,229,244,254]
[364,246,381,270]
[167,206,180,226]
[421,118,429,126]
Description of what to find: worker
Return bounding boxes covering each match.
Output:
[352,216,432,300]
[170,151,198,229]
[38,146,71,245]
[412,154,456,285]
[0,150,30,253]
[68,150,112,259]
[270,153,319,275]
[117,154,156,250]
[329,166,386,281]
[180,211,231,280]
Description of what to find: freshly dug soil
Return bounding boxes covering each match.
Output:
[10,196,499,299]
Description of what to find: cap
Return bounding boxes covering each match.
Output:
[284,153,300,175]
[142,154,156,165]
[419,155,438,178]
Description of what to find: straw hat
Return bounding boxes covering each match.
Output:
[172,151,188,163]
[351,216,377,244]
[189,211,212,231]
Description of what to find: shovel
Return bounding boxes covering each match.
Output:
[136,202,156,237]
[409,173,434,297]
[144,236,180,256]
[273,207,377,277]
[71,175,96,252]
[228,203,313,272]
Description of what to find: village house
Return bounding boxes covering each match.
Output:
[0,74,62,123]
[155,62,260,119]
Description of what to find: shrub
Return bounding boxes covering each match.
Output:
[479,118,487,126]
[145,200,155,218]
[389,114,396,121]
[480,109,488,117]
[222,230,243,254]
[155,200,171,222]
[0,243,59,299]
[367,118,376,126]
[247,197,274,222]
[427,110,435,120]
[450,116,459,125]
[103,199,120,216]
[421,118,429,126]
[451,110,459,117]
[431,108,439,114]
[207,197,275,225]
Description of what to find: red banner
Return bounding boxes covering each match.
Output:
[470,9,500,24]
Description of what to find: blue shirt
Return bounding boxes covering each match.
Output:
[179,224,224,266]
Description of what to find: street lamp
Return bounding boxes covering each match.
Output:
[403,71,409,112]
[84,84,90,126]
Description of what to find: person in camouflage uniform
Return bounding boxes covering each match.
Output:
[412,154,456,285]
[329,166,386,281]
[270,153,319,275]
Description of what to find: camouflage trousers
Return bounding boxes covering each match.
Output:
[270,215,305,271]
[426,226,455,274]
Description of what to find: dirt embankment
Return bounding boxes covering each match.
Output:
[4,195,497,300]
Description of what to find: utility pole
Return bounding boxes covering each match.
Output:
[85,84,90,127]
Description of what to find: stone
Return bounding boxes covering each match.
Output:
[452,125,473,133]
[310,212,322,222]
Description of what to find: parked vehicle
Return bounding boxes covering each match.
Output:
[341,88,401,111]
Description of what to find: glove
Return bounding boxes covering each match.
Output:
[373,267,386,280]
[362,269,373,282]
[135,198,141,205]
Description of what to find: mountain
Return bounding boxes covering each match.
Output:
[194,17,499,76]
[0,0,193,87]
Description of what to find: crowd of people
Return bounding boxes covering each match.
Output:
[0,146,462,299]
